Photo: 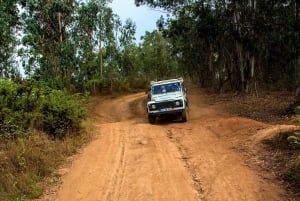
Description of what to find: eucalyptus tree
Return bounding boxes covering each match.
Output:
[20,0,77,89]
[135,0,188,10]
[139,31,177,80]
[167,2,216,86]
[118,19,137,78]
[0,0,20,78]
[102,9,123,91]
[135,0,300,96]
[292,0,300,102]
[74,0,112,90]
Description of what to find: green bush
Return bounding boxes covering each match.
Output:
[83,78,149,95]
[0,79,87,139]
[128,78,149,91]
[0,80,42,139]
[41,90,87,139]
[84,79,107,95]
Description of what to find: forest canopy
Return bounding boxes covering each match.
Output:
[0,0,299,94]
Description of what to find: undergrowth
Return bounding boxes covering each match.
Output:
[0,79,91,200]
[0,130,91,201]
[263,131,300,190]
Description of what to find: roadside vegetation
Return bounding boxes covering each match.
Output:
[260,127,300,191]
[1,0,300,200]
[203,89,300,191]
[0,79,89,200]
[262,107,300,191]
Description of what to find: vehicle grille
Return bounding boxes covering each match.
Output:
[156,101,175,109]
[149,100,183,111]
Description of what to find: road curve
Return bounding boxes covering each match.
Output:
[40,85,297,201]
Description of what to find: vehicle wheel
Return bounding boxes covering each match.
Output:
[181,109,188,122]
[148,115,156,124]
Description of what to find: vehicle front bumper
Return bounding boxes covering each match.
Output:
[148,107,185,116]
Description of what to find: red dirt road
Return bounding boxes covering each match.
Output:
[39,85,300,201]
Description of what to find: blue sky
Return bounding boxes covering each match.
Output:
[109,0,168,42]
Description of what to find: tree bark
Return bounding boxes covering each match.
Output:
[99,41,103,79]
[295,56,300,103]
[58,12,62,43]
[236,42,245,92]
[294,0,300,102]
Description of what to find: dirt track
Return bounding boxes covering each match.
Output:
[42,85,300,201]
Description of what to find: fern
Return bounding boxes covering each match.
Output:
[287,132,300,148]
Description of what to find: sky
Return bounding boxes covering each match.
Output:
[109,0,169,42]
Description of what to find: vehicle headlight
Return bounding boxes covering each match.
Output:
[175,101,181,106]
[175,100,183,106]
[151,104,156,110]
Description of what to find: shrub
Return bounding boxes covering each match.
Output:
[0,79,87,139]
[0,79,27,139]
[287,132,300,149]
[41,90,87,139]
[264,131,300,189]
[84,78,111,94]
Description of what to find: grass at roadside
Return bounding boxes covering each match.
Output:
[202,90,296,124]
[262,132,300,191]
[0,130,91,201]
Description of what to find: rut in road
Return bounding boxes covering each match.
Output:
[39,86,300,201]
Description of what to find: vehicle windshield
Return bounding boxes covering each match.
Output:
[152,82,181,95]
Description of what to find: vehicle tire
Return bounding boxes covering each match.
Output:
[181,109,188,122]
[148,115,156,124]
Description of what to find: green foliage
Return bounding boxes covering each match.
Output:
[139,31,179,80]
[0,0,20,78]
[287,132,300,149]
[0,79,87,139]
[0,79,34,139]
[41,90,87,139]
[146,0,300,92]
[135,0,185,9]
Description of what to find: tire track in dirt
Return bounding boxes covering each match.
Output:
[50,92,199,201]
[166,128,204,199]
[39,86,300,201]
[103,128,127,201]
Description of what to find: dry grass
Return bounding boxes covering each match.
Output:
[203,90,297,125]
[0,129,91,201]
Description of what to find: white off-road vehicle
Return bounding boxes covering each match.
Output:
[147,78,188,123]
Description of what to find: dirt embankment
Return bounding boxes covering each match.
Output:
[38,84,300,201]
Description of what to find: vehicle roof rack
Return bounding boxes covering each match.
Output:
[150,77,183,85]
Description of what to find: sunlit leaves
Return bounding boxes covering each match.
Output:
[0,0,19,78]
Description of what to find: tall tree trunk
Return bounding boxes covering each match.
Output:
[236,42,245,92]
[293,0,300,102]
[57,11,65,82]
[208,43,213,71]
[99,12,103,80]
[295,57,300,102]
[58,12,62,43]
[99,40,103,79]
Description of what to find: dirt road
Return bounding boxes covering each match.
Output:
[43,85,299,201]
